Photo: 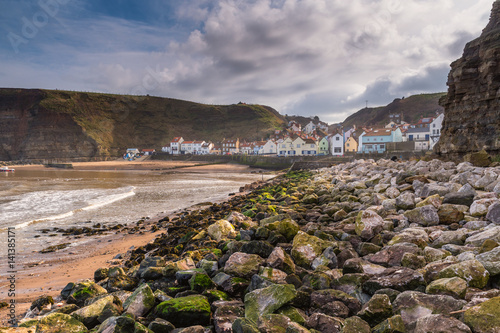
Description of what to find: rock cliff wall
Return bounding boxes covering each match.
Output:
[436,1,500,156]
[0,89,98,161]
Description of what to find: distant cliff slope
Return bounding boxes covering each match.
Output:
[342,93,445,129]
[436,1,500,156]
[0,88,286,161]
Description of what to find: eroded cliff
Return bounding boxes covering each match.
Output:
[436,1,500,156]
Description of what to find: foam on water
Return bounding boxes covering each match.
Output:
[0,186,136,229]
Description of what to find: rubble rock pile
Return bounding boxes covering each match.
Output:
[20,159,500,333]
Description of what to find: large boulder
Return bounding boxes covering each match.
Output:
[291,231,333,268]
[156,295,211,327]
[363,267,425,294]
[392,291,466,326]
[123,283,155,318]
[404,206,439,226]
[36,313,87,333]
[67,281,108,307]
[476,246,500,276]
[266,218,300,242]
[267,246,296,274]
[355,210,385,240]
[71,295,114,328]
[207,219,237,241]
[425,277,468,299]
[438,259,489,288]
[465,226,500,247]
[412,314,472,333]
[357,294,393,327]
[96,316,136,333]
[486,202,500,224]
[224,252,264,279]
[463,296,500,333]
[244,284,296,324]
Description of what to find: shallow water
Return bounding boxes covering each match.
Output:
[0,167,267,254]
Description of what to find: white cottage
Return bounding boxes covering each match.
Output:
[329,133,344,156]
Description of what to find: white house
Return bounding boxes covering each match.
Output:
[277,137,294,156]
[191,141,205,154]
[181,141,195,154]
[261,139,277,155]
[329,133,344,156]
[303,121,317,134]
[200,142,214,154]
[406,127,430,151]
[169,137,184,155]
[429,113,444,149]
[288,121,301,132]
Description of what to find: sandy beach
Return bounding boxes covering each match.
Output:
[0,159,271,326]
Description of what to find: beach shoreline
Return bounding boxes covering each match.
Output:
[0,160,274,326]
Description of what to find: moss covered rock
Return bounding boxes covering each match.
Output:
[357,294,393,327]
[207,219,237,241]
[156,295,211,327]
[438,259,489,288]
[189,272,215,293]
[355,210,385,240]
[342,316,371,333]
[71,295,114,328]
[425,277,467,299]
[67,281,108,307]
[37,313,87,333]
[463,296,500,333]
[266,218,300,242]
[123,283,155,317]
[371,315,406,333]
[291,231,333,269]
[244,284,296,324]
[224,252,265,279]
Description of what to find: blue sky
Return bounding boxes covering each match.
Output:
[0,0,493,123]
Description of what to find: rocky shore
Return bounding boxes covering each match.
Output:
[9,158,500,333]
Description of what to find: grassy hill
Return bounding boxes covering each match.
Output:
[342,93,446,129]
[0,88,286,159]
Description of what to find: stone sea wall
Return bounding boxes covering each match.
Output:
[16,158,500,332]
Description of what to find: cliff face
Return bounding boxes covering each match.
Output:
[0,89,98,161]
[436,1,500,156]
[0,88,286,161]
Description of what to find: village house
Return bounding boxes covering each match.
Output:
[429,113,444,149]
[239,142,254,155]
[292,137,307,156]
[357,132,366,153]
[303,121,317,134]
[200,142,214,155]
[329,133,344,156]
[277,137,294,156]
[361,128,403,153]
[406,127,430,151]
[288,121,301,132]
[168,137,184,155]
[253,141,266,155]
[191,141,206,154]
[221,138,240,154]
[302,138,318,155]
[261,139,277,155]
[318,137,329,156]
[345,136,358,153]
[181,140,195,154]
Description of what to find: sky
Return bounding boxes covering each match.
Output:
[0,0,494,123]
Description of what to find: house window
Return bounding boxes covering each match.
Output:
[297,144,301,148]
[347,143,350,147]
[336,137,340,141]
[380,144,385,149]
[334,147,342,153]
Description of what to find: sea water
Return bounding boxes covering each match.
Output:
[0,167,268,254]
